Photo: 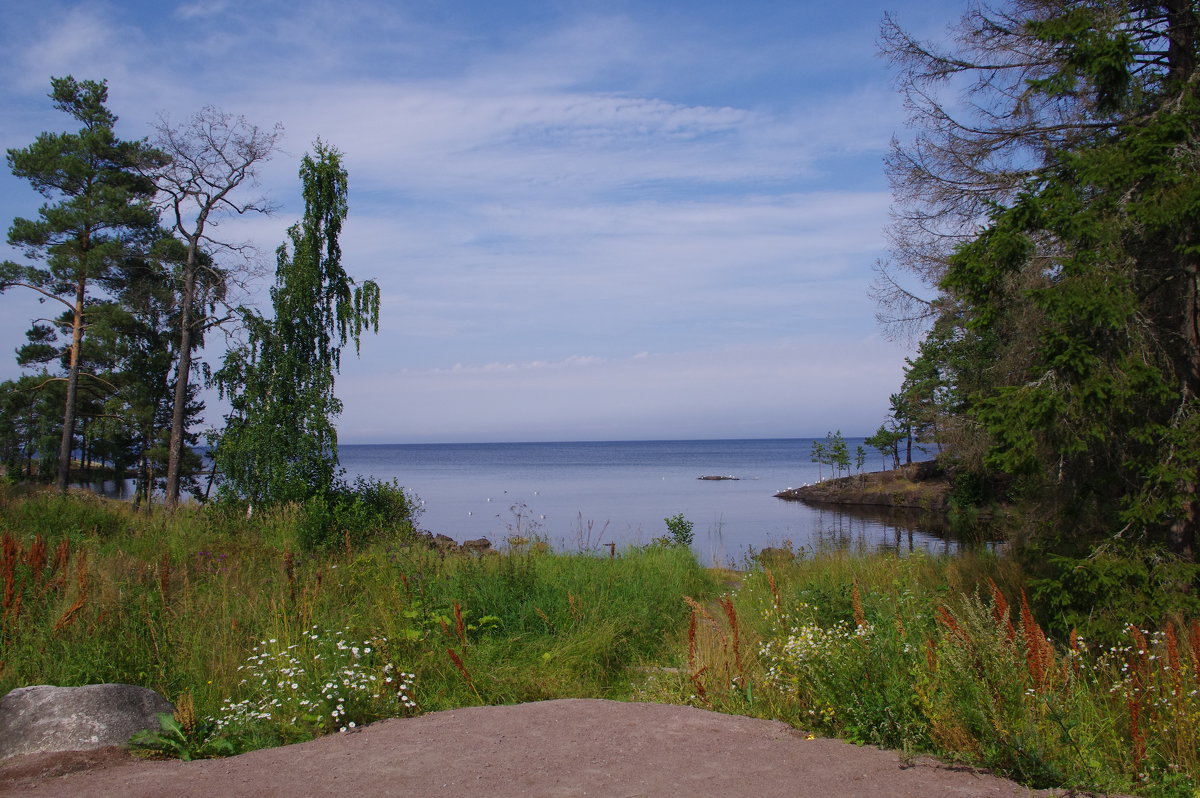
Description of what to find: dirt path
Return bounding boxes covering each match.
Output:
[0,699,1113,797]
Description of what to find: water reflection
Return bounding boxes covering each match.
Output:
[803,501,998,557]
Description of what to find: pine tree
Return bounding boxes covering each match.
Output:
[0,77,163,490]
[879,2,1200,557]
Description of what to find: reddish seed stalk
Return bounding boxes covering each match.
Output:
[1,534,16,615]
[690,664,710,705]
[719,596,743,679]
[1019,590,1052,691]
[446,647,481,702]
[26,535,47,585]
[1189,621,1200,685]
[765,568,781,615]
[935,606,969,645]
[52,538,70,573]
[52,554,88,634]
[687,609,698,673]
[1129,696,1145,778]
[851,580,866,629]
[988,578,1016,642]
[453,600,467,647]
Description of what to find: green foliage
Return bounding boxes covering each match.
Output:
[652,551,1200,796]
[209,631,418,748]
[0,488,125,539]
[129,712,234,761]
[877,2,1200,564]
[810,431,850,479]
[1,76,165,489]
[214,142,380,506]
[0,491,719,759]
[1024,546,1200,645]
[663,512,694,547]
[865,423,904,470]
[295,478,419,553]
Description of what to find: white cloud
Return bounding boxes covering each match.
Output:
[335,336,907,443]
[0,0,940,443]
[174,0,231,20]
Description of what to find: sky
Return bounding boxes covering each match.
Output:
[0,0,964,444]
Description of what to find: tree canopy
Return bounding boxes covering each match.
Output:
[1,76,164,490]
[213,141,380,505]
[876,1,1200,561]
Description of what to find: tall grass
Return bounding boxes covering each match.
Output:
[0,486,719,754]
[641,547,1199,798]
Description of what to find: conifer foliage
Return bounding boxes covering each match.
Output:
[0,77,164,491]
[879,2,1200,559]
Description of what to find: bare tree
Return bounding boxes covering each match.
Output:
[151,107,283,507]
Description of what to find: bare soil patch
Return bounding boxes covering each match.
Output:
[0,699,1118,797]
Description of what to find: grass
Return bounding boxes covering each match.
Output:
[637,545,1200,798]
[0,485,719,755]
[3,486,1197,796]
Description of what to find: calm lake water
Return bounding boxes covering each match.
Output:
[335,438,957,566]
[80,437,956,564]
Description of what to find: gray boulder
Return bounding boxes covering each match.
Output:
[0,683,174,762]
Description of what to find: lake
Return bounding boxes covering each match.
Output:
[335,438,956,566]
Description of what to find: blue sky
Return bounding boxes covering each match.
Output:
[0,0,962,443]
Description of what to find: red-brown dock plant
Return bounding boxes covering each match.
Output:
[25,535,47,586]
[1019,590,1055,692]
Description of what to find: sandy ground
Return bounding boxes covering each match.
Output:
[0,699,1119,797]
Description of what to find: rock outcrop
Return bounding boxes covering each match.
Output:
[0,684,174,762]
[776,461,950,512]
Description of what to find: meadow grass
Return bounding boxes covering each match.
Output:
[638,546,1200,798]
[0,486,718,754]
[4,487,1197,796]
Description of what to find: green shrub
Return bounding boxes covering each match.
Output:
[664,513,694,547]
[296,477,420,552]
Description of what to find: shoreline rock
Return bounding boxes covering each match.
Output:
[775,461,950,512]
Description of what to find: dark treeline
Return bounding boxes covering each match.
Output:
[866,1,1200,634]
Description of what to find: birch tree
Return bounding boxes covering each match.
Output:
[214,142,380,505]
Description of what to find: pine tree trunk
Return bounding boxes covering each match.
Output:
[56,278,86,493]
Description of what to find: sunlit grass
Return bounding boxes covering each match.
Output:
[639,548,1199,798]
[0,486,720,756]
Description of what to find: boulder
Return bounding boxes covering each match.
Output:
[461,537,492,553]
[756,547,796,566]
[0,684,174,762]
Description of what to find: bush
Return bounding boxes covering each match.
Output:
[296,477,420,552]
[663,513,694,547]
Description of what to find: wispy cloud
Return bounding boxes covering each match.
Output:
[0,0,943,441]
